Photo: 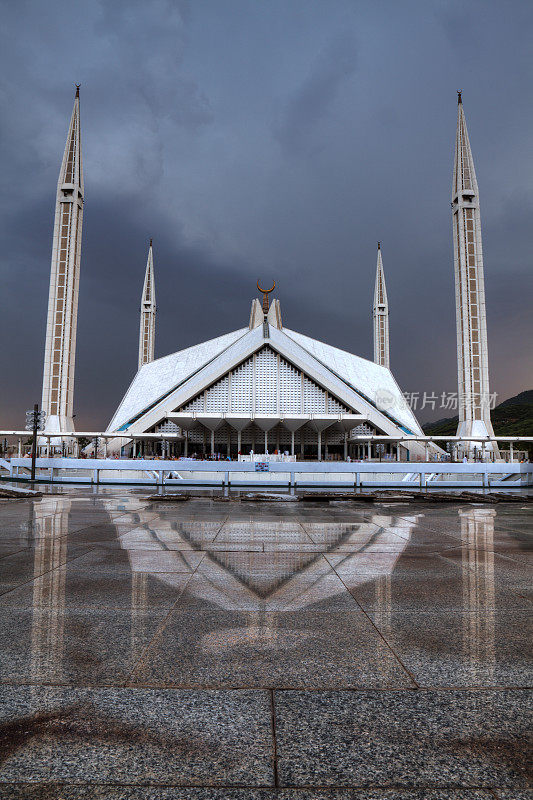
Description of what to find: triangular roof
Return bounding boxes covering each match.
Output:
[108,327,248,431]
[107,322,422,437]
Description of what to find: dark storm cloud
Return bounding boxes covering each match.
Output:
[275,32,358,155]
[0,0,532,430]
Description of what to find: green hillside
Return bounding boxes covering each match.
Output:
[422,390,533,442]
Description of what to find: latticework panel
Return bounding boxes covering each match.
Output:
[230,357,254,412]
[180,346,350,416]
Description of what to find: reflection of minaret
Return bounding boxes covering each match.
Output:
[459,507,495,676]
[30,498,70,682]
[452,92,497,454]
[131,573,149,663]
[373,243,389,368]
[42,87,84,437]
[138,239,156,370]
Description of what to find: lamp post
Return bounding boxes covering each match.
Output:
[445,441,455,463]
[25,405,46,483]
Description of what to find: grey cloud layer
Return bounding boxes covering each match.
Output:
[0,0,531,429]
[276,32,358,155]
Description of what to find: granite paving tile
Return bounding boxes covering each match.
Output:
[172,553,361,611]
[201,542,264,551]
[274,689,532,788]
[441,549,533,603]
[128,610,413,688]
[0,607,168,685]
[328,551,529,611]
[369,610,533,687]
[302,520,384,545]
[214,521,313,547]
[66,547,205,572]
[0,543,29,556]
[0,568,191,610]
[0,545,93,595]
[0,685,273,786]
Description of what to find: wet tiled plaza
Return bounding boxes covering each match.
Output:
[0,489,531,798]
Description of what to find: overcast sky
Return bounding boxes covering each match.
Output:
[0,0,531,429]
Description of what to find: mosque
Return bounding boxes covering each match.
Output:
[39,88,496,461]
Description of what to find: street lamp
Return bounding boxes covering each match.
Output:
[25,405,46,483]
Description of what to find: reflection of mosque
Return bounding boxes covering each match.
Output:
[25,498,497,679]
[115,512,417,610]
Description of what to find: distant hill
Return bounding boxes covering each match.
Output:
[422,390,533,443]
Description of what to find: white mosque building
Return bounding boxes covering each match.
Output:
[106,284,428,461]
[39,88,495,462]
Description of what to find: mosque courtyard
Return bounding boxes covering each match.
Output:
[0,488,530,798]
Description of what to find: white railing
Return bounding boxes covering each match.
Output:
[2,456,531,489]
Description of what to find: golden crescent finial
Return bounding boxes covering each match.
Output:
[257,280,276,314]
[257,279,275,294]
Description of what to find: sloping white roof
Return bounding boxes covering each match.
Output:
[283,328,422,434]
[108,328,248,432]
[107,322,422,436]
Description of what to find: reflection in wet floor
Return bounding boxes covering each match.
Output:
[0,490,531,789]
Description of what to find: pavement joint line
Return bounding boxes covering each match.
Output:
[1,681,531,692]
[269,687,279,788]
[4,680,533,696]
[331,565,421,689]
[0,544,103,598]
[121,572,197,686]
[0,782,513,791]
[0,547,29,560]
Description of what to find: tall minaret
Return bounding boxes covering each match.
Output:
[42,86,83,436]
[138,239,156,370]
[373,242,389,368]
[452,91,497,452]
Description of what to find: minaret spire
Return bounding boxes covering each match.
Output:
[41,86,84,439]
[138,239,156,369]
[452,92,497,455]
[373,242,389,368]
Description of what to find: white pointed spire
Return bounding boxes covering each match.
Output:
[452,91,497,454]
[41,86,83,438]
[373,242,389,368]
[138,239,156,369]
